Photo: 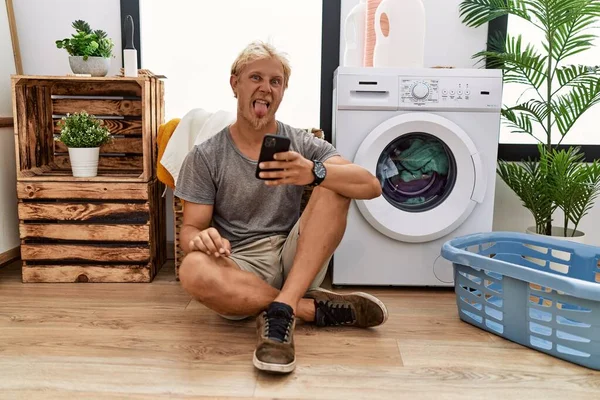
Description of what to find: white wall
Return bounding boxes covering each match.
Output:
[0,3,20,254]
[13,0,123,76]
[140,0,323,128]
[339,0,600,246]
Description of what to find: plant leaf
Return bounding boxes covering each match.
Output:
[551,1,600,63]
[473,33,548,89]
[497,150,555,233]
[459,0,531,28]
[554,64,600,94]
[501,107,536,137]
[552,79,600,137]
[72,20,92,34]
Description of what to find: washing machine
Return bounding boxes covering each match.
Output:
[332,67,503,286]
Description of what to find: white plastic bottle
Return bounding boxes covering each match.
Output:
[343,0,367,67]
[373,0,426,68]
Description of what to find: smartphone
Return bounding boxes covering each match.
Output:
[255,134,291,180]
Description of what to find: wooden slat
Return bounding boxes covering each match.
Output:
[6,0,23,75]
[0,117,13,128]
[24,86,38,170]
[0,246,20,266]
[15,84,27,160]
[52,99,142,117]
[22,264,151,283]
[54,137,143,154]
[53,155,143,171]
[53,118,143,135]
[20,224,150,242]
[148,180,166,276]
[142,80,152,181]
[39,86,54,167]
[150,78,157,178]
[18,202,149,221]
[21,244,150,262]
[51,80,142,97]
[17,182,149,200]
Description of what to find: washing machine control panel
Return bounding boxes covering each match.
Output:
[401,79,440,104]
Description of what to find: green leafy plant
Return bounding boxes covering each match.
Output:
[57,111,111,148]
[459,0,600,236]
[55,20,114,60]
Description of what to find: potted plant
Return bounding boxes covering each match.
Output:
[56,111,111,178]
[459,0,600,242]
[56,20,115,77]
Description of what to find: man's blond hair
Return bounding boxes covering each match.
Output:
[230,41,291,89]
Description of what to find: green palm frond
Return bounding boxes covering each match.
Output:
[552,80,600,138]
[507,99,551,132]
[501,108,535,137]
[474,34,548,88]
[548,147,600,235]
[459,0,531,28]
[568,162,600,232]
[497,153,555,234]
[550,1,600,63]
[554,64,600,94]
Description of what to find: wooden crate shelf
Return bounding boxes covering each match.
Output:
[11,75,164,183]
[17,179,167,283]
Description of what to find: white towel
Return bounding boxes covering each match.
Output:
[160,108,236,185]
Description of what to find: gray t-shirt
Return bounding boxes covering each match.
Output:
[174,121,339,249]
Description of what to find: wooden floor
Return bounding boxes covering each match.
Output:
[0,260,598,400]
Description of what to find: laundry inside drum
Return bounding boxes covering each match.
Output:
[376,132,457,212]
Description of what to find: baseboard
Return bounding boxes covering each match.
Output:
[167,241,174,260]
[0,246,20,266]
[0,117,14,128]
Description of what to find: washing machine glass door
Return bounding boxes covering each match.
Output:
[354,112,486,243]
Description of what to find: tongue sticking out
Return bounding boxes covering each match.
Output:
[254,101,268,118]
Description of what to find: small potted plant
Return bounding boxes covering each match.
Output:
[56,20,115,76]
[56,111,111,177]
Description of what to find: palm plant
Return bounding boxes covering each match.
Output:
[459,0,600,237]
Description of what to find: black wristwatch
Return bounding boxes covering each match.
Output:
[310,160,326,187]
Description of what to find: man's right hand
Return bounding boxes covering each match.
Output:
[189,227,231,258]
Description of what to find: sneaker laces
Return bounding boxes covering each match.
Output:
[264,302,294,343]
[314,300,356,326]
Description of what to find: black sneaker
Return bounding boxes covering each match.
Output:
[305,288,388,328]
[253,301,296,373]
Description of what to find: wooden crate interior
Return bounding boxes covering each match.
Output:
[12,76,163,182]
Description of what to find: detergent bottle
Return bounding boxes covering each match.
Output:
[363,0,383,67]
[373,0,426,68]
[343,0,367,67]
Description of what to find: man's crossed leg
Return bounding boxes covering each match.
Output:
[179,187,388,373]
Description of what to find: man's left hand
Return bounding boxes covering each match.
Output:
[258,151,314,186]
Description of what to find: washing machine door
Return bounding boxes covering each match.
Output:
[354,112,486,243]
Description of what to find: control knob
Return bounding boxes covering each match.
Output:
[412,82,430,99]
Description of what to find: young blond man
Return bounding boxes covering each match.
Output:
[175,41,388,374]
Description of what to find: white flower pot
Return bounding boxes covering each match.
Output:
[525,226,586,244]
[68,56,110,77]
[525,226,585,274]
[68,147,100,177]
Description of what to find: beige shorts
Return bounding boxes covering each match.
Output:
[221,219,330,320]
[230,218,330,290]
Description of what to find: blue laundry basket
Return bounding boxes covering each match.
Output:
[441,231,600,370]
